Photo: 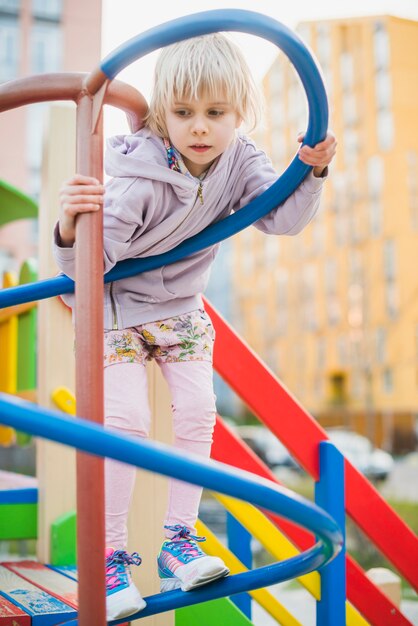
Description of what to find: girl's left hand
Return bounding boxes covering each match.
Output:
[297,130,337,177]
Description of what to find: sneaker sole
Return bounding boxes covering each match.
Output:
[160,566,230,593]
[106,585,147,621]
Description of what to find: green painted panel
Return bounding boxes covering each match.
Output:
[17,259,38,392]
[0,503,37,539]
[0,179,38,226]
[50,510,77,566]
[176,597,253,626]
[16,259,38,445]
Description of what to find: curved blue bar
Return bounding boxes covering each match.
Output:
[0,392,342,618]
[0,10,328,311]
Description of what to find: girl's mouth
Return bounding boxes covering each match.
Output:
[190,145,211,153]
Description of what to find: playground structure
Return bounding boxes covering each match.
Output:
[0,9,417,626]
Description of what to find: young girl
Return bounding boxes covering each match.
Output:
[54,33,336,620]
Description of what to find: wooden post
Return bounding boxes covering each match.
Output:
[74,93,106,626]
[37,104,76,562]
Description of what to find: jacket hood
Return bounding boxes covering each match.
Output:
[105,128,195,189]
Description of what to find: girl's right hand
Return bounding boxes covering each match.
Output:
[58,174,104,247]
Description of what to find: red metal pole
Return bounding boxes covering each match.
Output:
[75,93,106,625]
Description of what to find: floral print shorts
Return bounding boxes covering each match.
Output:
[104,309,215,367]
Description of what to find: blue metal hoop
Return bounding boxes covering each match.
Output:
[0,9,328,309]
[0,392,342,622]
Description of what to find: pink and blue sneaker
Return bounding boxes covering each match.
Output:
[105,548,146,620]
[157,525,229,592]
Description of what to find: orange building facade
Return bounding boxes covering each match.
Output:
[233,15,418,451]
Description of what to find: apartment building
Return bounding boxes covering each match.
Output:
[0,0,102,272]
[232,15,418,450]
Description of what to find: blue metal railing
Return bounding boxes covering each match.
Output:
[0,392,343,623]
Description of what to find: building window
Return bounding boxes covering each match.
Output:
[407,151,418,229]
[0,16,19,82]
[375,327,387,364]
[343,128,360,164]
[349,250,364,285]
[268,62,284,101]
[377,109,394,151]
[264,235,279,266]
[311,214,325,254]
[337,335,349,367]
[375,70,392,110]
[374,22,390,70]
[382,367,393,393]
[317,336,326,369]
[315,24,332,96]
[30,21,62,73]
[367,155,384,236]
[342,92,357,127]
[296,24,311,47]
[0,0,20,14]
[271,127,286,166]
[32,0,62,21]
[325,257,341,326]
[302,263,318,331]
[340,51,354,91]
[383,239,396,280]
[276,268,288,335]
[385,281,399,319]
[383,239,398,319]
[288,74,307,130]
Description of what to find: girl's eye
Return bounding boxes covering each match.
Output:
[175,110,190,117]
[208,110,224,117]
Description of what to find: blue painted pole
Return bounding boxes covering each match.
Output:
[315,441,346,626]
[227,513,252,618]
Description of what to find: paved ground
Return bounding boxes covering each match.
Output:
[250,582,418,625]
[250,585,418,625]
[381,452,418,502]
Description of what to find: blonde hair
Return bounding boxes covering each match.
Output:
[145,33,262,137]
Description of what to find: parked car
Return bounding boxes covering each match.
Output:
[232,425,394,481]
[233,425,300,470]
[326,429,394,481]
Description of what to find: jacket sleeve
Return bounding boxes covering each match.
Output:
[52,176,148,279]
[236,143,326,236]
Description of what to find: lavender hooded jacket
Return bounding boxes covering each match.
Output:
[53,127,325,330]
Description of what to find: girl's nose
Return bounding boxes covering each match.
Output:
[191,117,208,135]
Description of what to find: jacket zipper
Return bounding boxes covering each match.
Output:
[109,282,118,330]
[197,182,204,204]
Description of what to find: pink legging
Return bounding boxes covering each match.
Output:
[104,360,216,550]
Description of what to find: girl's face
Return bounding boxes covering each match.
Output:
[165,95,242,177]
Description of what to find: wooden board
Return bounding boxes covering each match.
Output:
[3,562,77,609]
[0,565,75,625]
[47,566,77,582]
[0,594,31,625]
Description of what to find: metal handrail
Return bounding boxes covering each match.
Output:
[0,392,342,623]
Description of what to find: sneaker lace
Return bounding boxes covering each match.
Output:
[105,550,142,591]
[163,524,206,561]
